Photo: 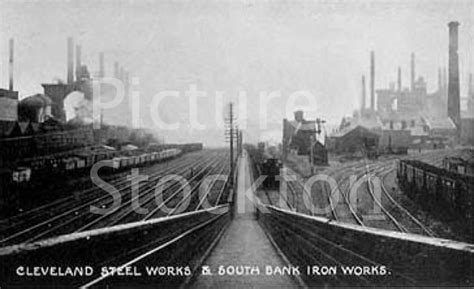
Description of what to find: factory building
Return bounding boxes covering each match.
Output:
[18,94,52,123]
[329,125,380,158]
[350,21,472,151]
[282,111,328,165]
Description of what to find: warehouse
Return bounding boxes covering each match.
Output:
[330,125,380,157]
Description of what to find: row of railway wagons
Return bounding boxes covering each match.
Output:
[12,149,182,183]
[111,149,181,170]
[397,159,473,219]
[10,142,204,184]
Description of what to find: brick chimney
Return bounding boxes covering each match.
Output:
[99,52,105,78]
[9,38,13,91]
[370,51,375,110]
[410,53,415,91]
[397,67,402,91]
[67,37,74,84]
[75,44,81,80]
[361,75,366,111]
[447,21,461,131]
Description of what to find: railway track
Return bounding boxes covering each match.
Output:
[0,150,230,246]
[0,153,208,245]
[0,152,203,234]
[362,165,436,235]
[282,155,441,237]
[76,154,225,231]
[260,206,417,287]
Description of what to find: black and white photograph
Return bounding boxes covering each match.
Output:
[0,0,473,287]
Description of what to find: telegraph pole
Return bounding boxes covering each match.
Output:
[225,102,237,188]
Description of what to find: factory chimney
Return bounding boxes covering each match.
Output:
[75,44,82,81]
[99,52,105,78]
[119,66,124,82]
[125,71,130,97]
[447,21,461,130]
[370,51,375,110]
[9,38,14,91]
[67,37,74,84]
[410,53,415,91]
[397,67,402,91]
[443,67,448,92]
[438,68,442,92]
[114,61,119,79]
[361,75,366,111]
[469,73,473,98]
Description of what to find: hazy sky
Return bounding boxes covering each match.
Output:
[1,0,473,146]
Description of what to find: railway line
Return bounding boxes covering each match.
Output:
[0,150,230,246]
[259,149,462,237]
[261,208,417,287]
[0,153,204,244]
[0,152,202,232]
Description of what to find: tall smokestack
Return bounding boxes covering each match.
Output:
[397,67,402,91]
[9,38,14,91]
[67,37,74,84]
[447,21,460,130]
[114,61,119,79]
[75,44,82,80]
[370,51,375,110]
[443,67,448,91]
[469,73,473,98]
[438,67,442,92]
[361,75,366,111]
[410,53,415,91]
[125,71,130,98]
[119,66,124,82]
[99,52,105,78]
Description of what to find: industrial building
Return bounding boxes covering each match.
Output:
[0,36,152,180]
[443,149,474,176]
[282,110,328,165]
[328,125,380,157]
[331,21,473,157]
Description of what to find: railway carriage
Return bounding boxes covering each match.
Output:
[63,158,76,171]
[75,157,86,169]
[6,143,193,186]
[12,167,32,183]
[75,153,95,168]
[260,158,282,189]
[151,152,158,162]
[112,157,122,170]
[120,157,129,168]
[397,159,473,219]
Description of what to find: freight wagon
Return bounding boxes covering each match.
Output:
[397,159,473,219]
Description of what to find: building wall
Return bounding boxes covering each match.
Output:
[379,130,411,148]
[0,127,94,162]
[0,97,18,121]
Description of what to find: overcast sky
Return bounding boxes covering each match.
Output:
[1,0,473,146]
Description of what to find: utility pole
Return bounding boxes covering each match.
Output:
[311,118,327,169]
[238,130,243,155]
[225,102,238,188]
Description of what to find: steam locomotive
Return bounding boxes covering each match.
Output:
[260,157,283,189]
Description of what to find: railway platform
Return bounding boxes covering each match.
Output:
[191,151,297,288]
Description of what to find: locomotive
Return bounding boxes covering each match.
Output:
[260,157,282,190]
